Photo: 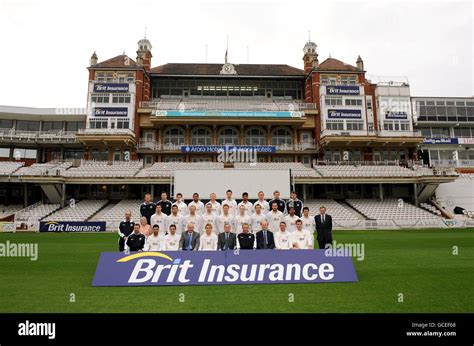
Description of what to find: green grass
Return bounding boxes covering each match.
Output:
[0,229,473,313]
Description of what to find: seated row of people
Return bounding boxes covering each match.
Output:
[123,219,313,252]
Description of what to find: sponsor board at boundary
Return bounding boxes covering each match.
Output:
[92,250,358,287]
[39,221,106,233]
[0,222,15,233]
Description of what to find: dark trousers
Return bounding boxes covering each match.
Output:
[119,237,125,252]
[318,236,333,249]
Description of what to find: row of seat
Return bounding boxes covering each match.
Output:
[43,200,108,221]
[14,202,60,222]
[0,204,24,218]
[346,198,440,220]
[0,162,24,176]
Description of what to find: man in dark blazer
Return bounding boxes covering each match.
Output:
[256,220,275,250]
[314,206,333,249]
[179,223,200,251]
[218,224,237,250]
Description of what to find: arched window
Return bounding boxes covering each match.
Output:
[218,127,239,145]
[164,127,185,146]
[245,127,266,145]
[191,127,212,145]
[271,127,293,147]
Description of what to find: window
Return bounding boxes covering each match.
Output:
[271,128,292,146]
[91,94,110,103]
[353,150,362,161]
[219,127,239,145]
[164,127,185,146]
[344,98,362,106]
[13,148,37,159]
[0,147,10,158]
[144,156,154,165]
[16,121,40,132]
[431,127,450,137]
[0,119,13,129]
[89,118,108,129]
[366,98,372,110]
[113,148,123,161]
[116,118,130,129]
[42,121,63,132]
[245,127,266,145]
[111,94,131,103]
[63,150,83,160]
[384,122,394,131]
[400,122,410,131]
[326,120,344,131]
[66,122,85,132]
[325,96,342,106]
[420,127,431,137]
[346,121,364,131]
[91,148,108,161]
[143,131,154,141]
[191,127,212,145]
[384,121,410,132]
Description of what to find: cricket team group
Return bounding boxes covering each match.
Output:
[118,190,334,253]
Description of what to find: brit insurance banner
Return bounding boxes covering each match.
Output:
[385,111,408,119]
[93,107,128,117]
[328,109,362,119]
[39,221,106,232]
[91,250,358,286]
[326,85,360,95]
[93,83,129,93]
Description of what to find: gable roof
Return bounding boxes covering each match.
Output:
[150,63,305,77]
[91,55,138,69]
[317,58,360,72]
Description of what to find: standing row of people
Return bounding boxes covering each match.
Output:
[117,191,333,252]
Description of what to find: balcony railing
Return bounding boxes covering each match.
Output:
[320,129,422,138]
[139,98,317,112]
[137,139,317,152]
[0,129,78,142]
[77,128,135,136]
[431,159,474,167]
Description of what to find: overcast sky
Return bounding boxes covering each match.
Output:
[0,0,472,108]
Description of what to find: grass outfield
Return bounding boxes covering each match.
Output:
[0,229,472,313]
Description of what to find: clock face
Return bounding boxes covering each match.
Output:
[220,63,236,75]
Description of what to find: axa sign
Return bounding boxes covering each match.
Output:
[92,250,358,286]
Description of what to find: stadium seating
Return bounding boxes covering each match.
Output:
[43,200,108,221]
[90,199,141,230]
[14,202,60,222]
[14,162,72,176]
[0,162,24,176]
[304,199,361,221]
[63,161,142,178]
[233,162,319,177]
[136,162,225,178]
[314,165,421,178]
[346,198,439,220]
[419,202,442,216]
[0,204,24,218]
